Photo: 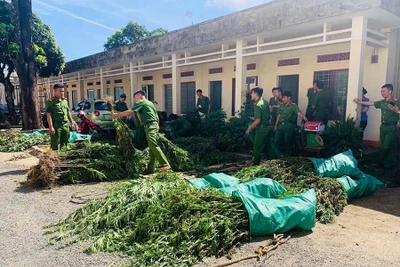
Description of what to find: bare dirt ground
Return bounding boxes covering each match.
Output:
[0,152,399,267]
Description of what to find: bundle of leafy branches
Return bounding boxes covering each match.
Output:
[45,175,249,267]
[322,117,363,158]
[172,136,249,167]
[27,142,148,187]
[217,108,253,152]
[235,157,347,224]
[27,119,145,187]
[157,134,193,171]
[0,130,50,152]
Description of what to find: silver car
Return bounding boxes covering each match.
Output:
[71,99,114,128]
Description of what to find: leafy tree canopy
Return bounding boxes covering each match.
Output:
[0,0,65,78]
[104,20,168,50]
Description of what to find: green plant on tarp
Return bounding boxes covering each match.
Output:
[336,173,384,199]
[309,149,363,179]
[45,178,249,267]
[235,158,347,224]
[188,173,316,236]
[0,131,50,152]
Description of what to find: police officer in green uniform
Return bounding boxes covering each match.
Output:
[274,91,308,156]
[306,80,318,121]
[311,80,330,126]
[114,93,128,112]
[269,87,283,127]
[113,90,170,173]
[245,87,276,165]
[355,83,400,167]
[46,84,77,150]
[196,89,211,115]
[169,116,192,138]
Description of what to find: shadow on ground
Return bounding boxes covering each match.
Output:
[0,169,29,177]
[350,188,400,218]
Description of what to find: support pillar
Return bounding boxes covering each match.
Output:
[172,54,179,114]
[386,29,400,96]
[100,68,105,97]
[129,62,138,107]
[346,16,367,122]
[235,40,246,115]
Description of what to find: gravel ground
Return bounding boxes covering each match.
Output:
[0,152,399,267]
[0,152,126,267]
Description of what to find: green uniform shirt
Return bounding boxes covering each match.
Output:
[172,118,192,132]
[197,96,210,113]
[374,97,400,124]
[46,97,69,122]
[254,98,271,127]
[269,97,282,118]
[312,90,330,113]
[307,89,317,108]
[132,99,158,124]
[114,101,128,112]
[277,103,301,124]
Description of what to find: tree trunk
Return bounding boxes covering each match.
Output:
[11,0,42,130]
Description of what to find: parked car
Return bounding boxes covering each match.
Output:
[71,99,114,129]
[0,104,21,125]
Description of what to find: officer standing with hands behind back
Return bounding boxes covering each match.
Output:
[46,83,77,150]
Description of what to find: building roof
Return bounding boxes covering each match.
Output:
[64,0,400,74]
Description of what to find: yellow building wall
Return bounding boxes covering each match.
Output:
[362,46,389,143]
[55,42,393,142]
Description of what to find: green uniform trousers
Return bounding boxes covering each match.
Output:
[314,112,329,126]
[274,123,295,156]
[305,107,314,121]
[134,125,147,149]
[50,121,70,151]
[378,124,396,164]
[253,126,275,165]
[144,123,170,172]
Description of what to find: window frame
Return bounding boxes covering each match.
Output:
[313,69,349,121]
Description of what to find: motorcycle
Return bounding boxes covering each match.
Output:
[77,110,102,135]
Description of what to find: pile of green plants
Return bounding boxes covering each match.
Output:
[27,142,148,187]
[26,120,193,187]
[0,130,50,152]
[323,117,363,158]
[45,175,249,267]
[235,157,347,224]
[157,134,193,171]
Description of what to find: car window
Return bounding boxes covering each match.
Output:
[74,101,85,111]
[94,101,109,111]
[83,102,91,110]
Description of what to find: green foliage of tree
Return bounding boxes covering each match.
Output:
[104,20,168,50]
[32,14,65,77]
[0,1,65,78]
[0,0,65,127]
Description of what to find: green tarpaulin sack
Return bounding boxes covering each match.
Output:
[309,149,363,179]
[187,178,211,190]
[22,130,46,137]
[188,173,240,189]
[68,132,92,143]
[220,178,287,198]
[233,189,316,236]
[336,173,384,199]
